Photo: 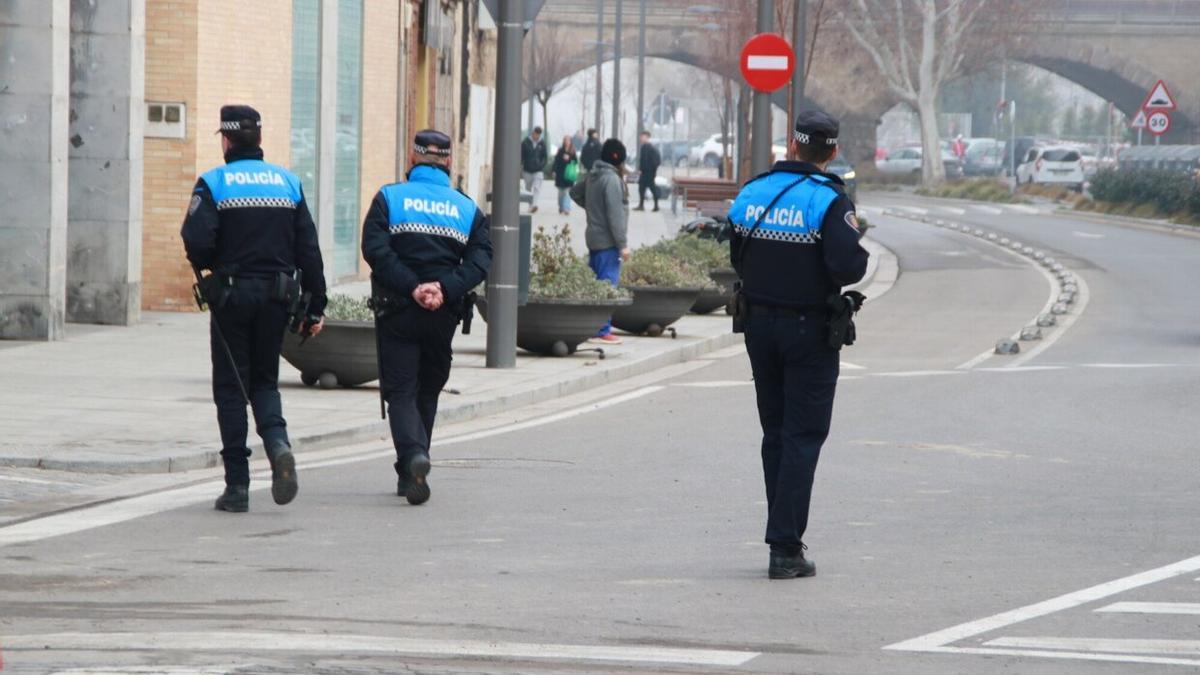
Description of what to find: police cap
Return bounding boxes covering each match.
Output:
[217,105,262,133]
[793,110,839,146]
[413,129,452,157]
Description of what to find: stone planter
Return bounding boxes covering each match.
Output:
[476,296,633,357]
[612,285,703,336]
[281,319,377,388]
[691,267,738,315]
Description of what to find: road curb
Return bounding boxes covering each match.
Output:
[17,328,743,475]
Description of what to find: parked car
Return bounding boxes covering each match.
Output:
[1015,146,1085,190]
[828,155,858,202]
[963,139,1004,176]
[652,140,694,168]
[689,133,733,168]
[1001,136,1038,177]
[876,146,962,178]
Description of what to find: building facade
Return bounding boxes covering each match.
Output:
[1,0,493,338]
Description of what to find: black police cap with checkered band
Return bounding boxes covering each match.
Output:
[413,129,452,157]
[792,110,839,146]
[217,105,262,133]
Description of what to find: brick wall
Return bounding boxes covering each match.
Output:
[359,0,400,279]
[142,0,199,310]
[196,0,293,172]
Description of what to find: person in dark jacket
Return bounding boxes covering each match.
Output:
[520,126,548,213]
[569,139,630,345]
[552,135,578,215]
[728,110,869,580]
[579,128,601,172]
[181,104,327,513]
[361,129,492,506]
[634,130,662,211]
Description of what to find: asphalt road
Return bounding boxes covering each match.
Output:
[2,195,1200,674]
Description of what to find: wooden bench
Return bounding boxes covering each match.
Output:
[670,177,739,217]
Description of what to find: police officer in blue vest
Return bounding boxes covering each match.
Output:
[728,111,869,579]
[362,129,492,506]
[182,105,327,513]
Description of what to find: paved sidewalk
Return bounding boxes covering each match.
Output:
[0,179,887,475]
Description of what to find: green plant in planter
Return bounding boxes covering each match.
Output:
[650,233,730,271]
[529,225,629,301]
[323,293,374,322]
[620,247,713,288]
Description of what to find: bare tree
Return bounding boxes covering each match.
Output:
[524,24,579,136]
[836,0,1007,185]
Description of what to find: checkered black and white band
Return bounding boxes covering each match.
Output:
[793,131,837,145]
[388,222,469,244]
[216,197,297,211]
[220,120,261,131]
[735,223,820,244]
[413,143,451,156]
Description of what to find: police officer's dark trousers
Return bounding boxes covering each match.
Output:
[378,303,458,477]
[210,279,290,487]
[744,309,840,552]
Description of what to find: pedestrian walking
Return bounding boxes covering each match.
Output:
[181,104,327,513]
[727,111,869,579]
[361,129,492,506]
[552,135,579,215]
[580,128,601,172]
[521,126,548,213]
[634,130,661,212]
[570,139,630,345]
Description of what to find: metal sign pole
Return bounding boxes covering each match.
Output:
[749,0,774,176]
[486,0,524,369]
[611,0,623,141]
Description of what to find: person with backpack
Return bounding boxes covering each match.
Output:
[552,136,579,215]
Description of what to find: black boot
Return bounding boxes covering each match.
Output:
[266,441,298,506]
[403,452,431,506]
[215,486,249,513]
[768,544,816,579]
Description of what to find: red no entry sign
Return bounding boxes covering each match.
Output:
[740,33,795,93]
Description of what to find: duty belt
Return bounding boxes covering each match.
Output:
[746,303,825,317]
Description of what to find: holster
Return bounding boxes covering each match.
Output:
[368,279,410,319]
[195,273,233,311]
[825,291,866,350]
[730,281,748,334]
[460,291,478,335]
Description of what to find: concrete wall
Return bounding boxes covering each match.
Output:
[67,0,145,325]
[0,1,71,340]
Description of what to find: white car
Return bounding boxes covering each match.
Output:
[689,133,732,168]
[1015,146,1085,190]
[876,146,963,177]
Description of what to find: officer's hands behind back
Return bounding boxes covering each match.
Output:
[413,282,444,311]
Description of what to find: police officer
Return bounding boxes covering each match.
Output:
[182,105,327,513]
[361,129,492,506]
[727,111,869,579]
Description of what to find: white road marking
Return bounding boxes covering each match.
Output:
[50,669,232,675]
[1006,204,1040,214]
[924,646,1200,668]
[876,370,961,378]
[1,632,759,668]
[675,380,753,388]
[840,361,866,370]
[975,366,1066,373]
[1073,230,1106,239]
[1082,362,1172,369]
[0,387,665,548]
[1096,601,1200,615]
[987,637,1200,656]
[937,206,967,215]
[0,474,80,486]
[885,553,1200,653]
[970,205,1004,215]
[898,206,929,215]
[1005,269,1090,368]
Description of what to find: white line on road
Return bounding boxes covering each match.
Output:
[1073,230,1106,239]
[937,206,967,215]
[970,205,1004,215]
[987,636,1200,656]
[0,387,665,548]
[841,361,866,370]
[1005,267,1090,369]
[1,632,760,668]
[1006,204,1040,214]
[898,206,929,215]
[884,553,1200,653]
[674,381,753,388]
[1096,601,1200,615]
[0,474,81,486]
[1081,362,1173,369]
[924,645,1200,668]
[875,370,961,378]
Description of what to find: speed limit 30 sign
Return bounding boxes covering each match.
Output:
[1147,110,1171,136]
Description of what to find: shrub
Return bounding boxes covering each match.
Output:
[1089,168,1200,221]
[621,247,713,288]
[916,178,1017,203]
[324,294,373,322]
[529,225,628,301]
[649,233,730,271]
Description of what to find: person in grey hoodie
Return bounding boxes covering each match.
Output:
[570,138,630,344]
